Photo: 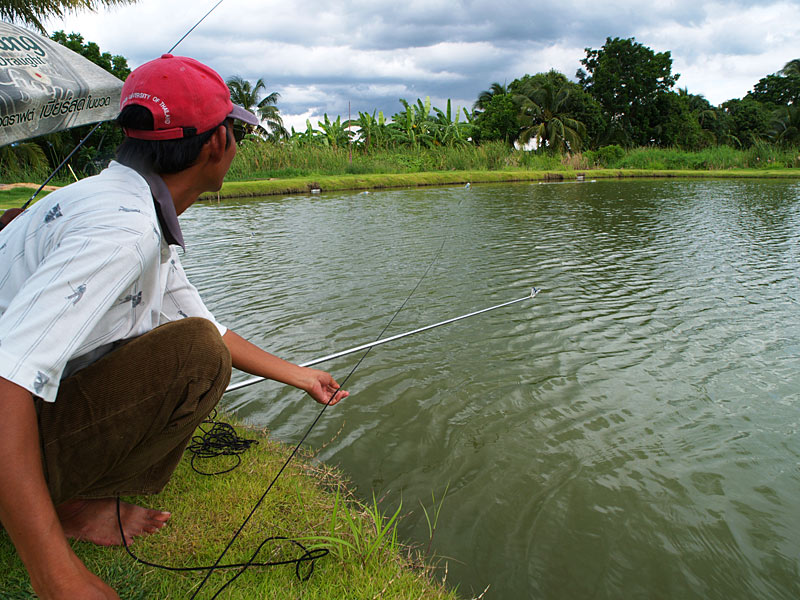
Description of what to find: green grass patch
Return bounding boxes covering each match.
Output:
[6,142,800,207]
[0,187,52,210]
[0,419,459,600]
[201,167,800,200]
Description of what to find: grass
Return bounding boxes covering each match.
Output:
[602,143,800,170]
[5,166,800,208]
[225,141,540,180]
[0,419,460,600]
[0,186,51,210]
[4,143,800,206]
[225,141,800,181]
[194,167,800,200]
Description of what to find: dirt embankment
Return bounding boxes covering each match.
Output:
[0,183,60,192]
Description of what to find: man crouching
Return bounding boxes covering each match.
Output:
[0,54,347,599]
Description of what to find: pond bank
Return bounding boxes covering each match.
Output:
[3,168,798,209]
[0,417,460,599]
[200,168,800,200]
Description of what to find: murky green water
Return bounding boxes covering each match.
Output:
[181,179,800,600]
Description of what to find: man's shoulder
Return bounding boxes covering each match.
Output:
[44,163,155,221]
[17,164,161,253]
[61,162,150,201]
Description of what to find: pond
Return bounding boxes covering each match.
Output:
[180,179,800,600]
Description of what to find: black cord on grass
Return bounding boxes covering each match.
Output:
[117,499,327,582]
[190,235,452,599]
[116,410,327,584]
[187,409,258,475]
[116,235,452,598]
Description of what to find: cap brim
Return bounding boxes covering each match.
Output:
[228,105,259,127]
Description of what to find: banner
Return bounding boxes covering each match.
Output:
[0,21,123,146]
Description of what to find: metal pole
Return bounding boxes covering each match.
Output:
[225,287,540,393]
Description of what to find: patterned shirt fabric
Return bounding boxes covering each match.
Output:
[0,161,226,402]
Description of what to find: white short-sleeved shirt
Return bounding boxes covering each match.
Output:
[0,161,226,402]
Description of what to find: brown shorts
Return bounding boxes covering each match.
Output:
[35,318,232,505]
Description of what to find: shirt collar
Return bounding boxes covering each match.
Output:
[114,160,185,250]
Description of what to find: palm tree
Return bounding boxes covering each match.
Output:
[0,1,138,33]
[771,105,800,145]
[226,76,287,141]
[473,82,508,111]
[781,59,800,77]
[515,79,586,154]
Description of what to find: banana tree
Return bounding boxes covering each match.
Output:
[345,110,392,151]
[289,119,322,147]
[317,114,352,149]
[390,97,434,148]
[431,100,473,146]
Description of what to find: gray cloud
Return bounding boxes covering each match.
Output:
[47,0,800,128]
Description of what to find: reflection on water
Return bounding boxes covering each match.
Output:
[181,179,800,600]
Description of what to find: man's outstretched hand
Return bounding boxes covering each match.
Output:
[302,368,349,405]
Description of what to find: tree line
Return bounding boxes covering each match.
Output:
[471,37,800,152]
[231,36,799,156]
[3,32,799,183]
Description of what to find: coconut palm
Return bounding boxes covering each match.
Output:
[473,82,508,111]
[0,0,138,33]
[781,59,800,77]
[226,76,287,141]
[771,105,800,145]
[515,79,586,153]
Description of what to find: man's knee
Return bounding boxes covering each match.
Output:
[168,317,231,376]
[40,319,231,502]
[149,318,232,383]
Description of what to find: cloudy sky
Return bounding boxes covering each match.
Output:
[45,0,800,131]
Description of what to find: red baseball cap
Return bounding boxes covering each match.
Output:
[120,54,259,140]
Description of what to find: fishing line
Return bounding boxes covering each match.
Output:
[114,237,451,597]
[167,0,226,54]
[19,0,228,210]
[117,290,543,597]
[117,191,539,596]
[226,287,540,394]
[21,122,102,210]
[187,235,454,598]
[186,194,541,595]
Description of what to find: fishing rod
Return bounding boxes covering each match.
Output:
[19,0,227,211]
[226,287,540,394]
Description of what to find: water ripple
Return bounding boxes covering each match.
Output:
[180,180,800,600]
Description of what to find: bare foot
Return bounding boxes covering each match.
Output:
[56,498,171,546]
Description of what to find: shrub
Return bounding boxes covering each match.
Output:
[594,144,625,167]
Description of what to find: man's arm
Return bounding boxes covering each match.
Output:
[0,377,119,600]
[222,330,348,405]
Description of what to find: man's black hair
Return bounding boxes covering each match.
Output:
[116,105,231,174]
